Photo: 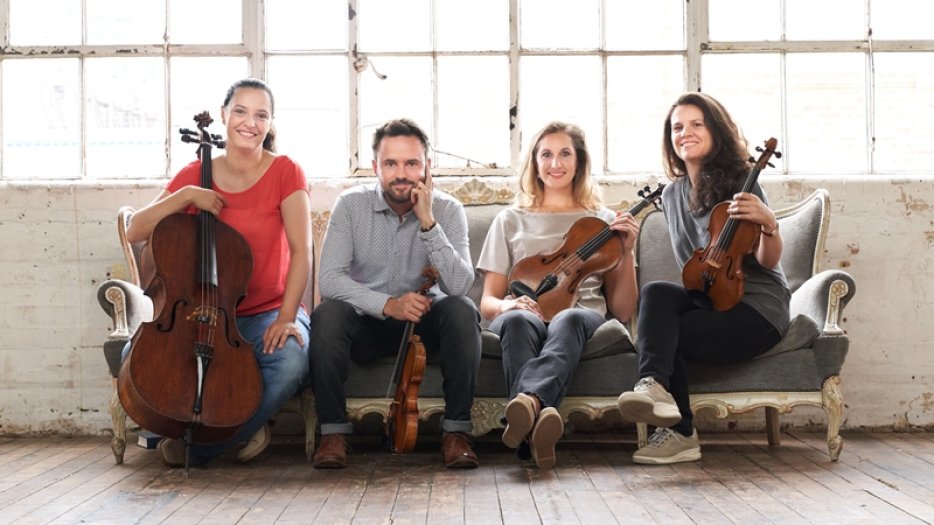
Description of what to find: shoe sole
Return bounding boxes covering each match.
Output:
[313,459,347,469]
[445,456,480,469]
[616,393,682,428]
[633,447,701,465]
[237,426,271,463]
[530,408,563,469]
[502,395,536,449]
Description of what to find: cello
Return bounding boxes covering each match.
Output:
[681,137,780,311]
[118,112,263,468]
[385,266,438,454]
[507,184,664,321]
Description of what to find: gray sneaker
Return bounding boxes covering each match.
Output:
[617,377,682,428]
[633,427,701,464]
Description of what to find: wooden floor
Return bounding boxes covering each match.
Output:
[0,430,931,525]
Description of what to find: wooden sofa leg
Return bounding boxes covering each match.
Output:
[109,388,127,464]
[822,375,845,461]
[765,407,781,446]
[300,387,317,461]
[636,422,649,448]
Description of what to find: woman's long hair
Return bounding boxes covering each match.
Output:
[517,121,602,211]
[662,92,750,214]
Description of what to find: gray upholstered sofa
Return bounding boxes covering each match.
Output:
[97,186,855,462]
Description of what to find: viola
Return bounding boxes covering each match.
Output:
[118,112,263,469]
[681,137,781,311]
[507,184,664,322]
[386,267,438,454]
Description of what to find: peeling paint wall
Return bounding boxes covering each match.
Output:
[0,176,931,435]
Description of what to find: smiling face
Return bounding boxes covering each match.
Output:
[221,87,273,151]
[669,103,713,173]
[373,134,429,206]
[534,132,578,195]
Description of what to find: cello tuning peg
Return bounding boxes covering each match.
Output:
[179,128,197,136]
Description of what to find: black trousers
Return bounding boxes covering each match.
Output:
[309,296,481,435]
[637,281,781,435]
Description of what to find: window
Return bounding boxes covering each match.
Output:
[1,0,932,180]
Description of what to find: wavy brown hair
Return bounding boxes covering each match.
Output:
[661,92,751,214]
[517,121,602,211]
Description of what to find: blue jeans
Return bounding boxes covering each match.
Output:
[122,308,310,464]
[489,307,606,408]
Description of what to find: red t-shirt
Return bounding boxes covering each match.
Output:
[166,155,308,316]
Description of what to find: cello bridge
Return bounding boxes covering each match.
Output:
[187,306,219,326]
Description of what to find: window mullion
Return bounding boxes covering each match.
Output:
[685,0,706,92]
[348,0,359,174]
[508,0,520,169]
[244,0,263,78]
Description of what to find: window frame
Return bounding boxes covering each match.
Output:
[0,0,931,180]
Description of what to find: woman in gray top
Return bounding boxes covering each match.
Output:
[477,122,640,468]
[617,92,791,465]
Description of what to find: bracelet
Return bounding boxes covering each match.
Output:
[761,222,779,237]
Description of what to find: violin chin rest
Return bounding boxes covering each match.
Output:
[508,281,538,301]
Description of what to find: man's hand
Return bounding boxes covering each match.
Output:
[384,292,433,322]
[411,167,435,231]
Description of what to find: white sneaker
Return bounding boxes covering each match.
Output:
[237,425,271,463]
[617,377,682,428]
[633,427,701,465]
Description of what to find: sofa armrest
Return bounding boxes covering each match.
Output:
[96,279,153,343]
[789,269,857,335]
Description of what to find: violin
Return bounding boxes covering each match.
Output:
[681,138,781,311]
[118,112,263,470]
[507,184,665,322]
[385,266,439,454]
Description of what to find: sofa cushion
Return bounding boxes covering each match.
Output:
[756,314,820,359]
[480,318,634,360]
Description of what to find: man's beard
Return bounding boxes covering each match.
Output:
[383,180,414,204]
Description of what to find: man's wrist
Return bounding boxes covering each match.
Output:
[420,220,436,232]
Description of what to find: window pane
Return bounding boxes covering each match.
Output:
[170,58,248,176]
[266,0,347,51]
[606,0,683,50]
[436,57,510,169]
[86,58,166,178]
[786,0,865,41]
[268,56,349,178]
[520,56,603,173]
[702,54,783,171]
[436,0,508,51]
[2,60,81,179]
[871,0,934,40]
[169,0,240,45]
[87,0,165,45]
[10,0,81,45]
[786,53,867,172]
[874,53,934,171]
[358,0,431,52]
[607,56,683,172]
[357,57,432,168]
[520,0,599,50]
[709,0,781,42]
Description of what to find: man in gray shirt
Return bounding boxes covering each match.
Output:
[310,118,481,469]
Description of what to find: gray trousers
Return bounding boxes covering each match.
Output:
[310,296,481,435]
[489,307,605,408]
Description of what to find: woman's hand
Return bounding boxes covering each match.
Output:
[609,211,639,254]
[184,186,226,216]
[499,294,544,320]
[728,192,776,232]
[262,317,304,354]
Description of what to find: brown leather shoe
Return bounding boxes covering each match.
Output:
[441,432,479,469]
[313,434,349,469]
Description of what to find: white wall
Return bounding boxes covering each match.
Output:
[0,175,931,436]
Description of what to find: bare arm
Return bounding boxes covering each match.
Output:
[602,211,639,322]
[262,189,312,352]
[479,270,543,321]
[125,186,225,243]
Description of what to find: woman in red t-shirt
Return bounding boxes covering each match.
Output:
[124,78,311,467]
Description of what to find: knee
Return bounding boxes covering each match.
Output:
[433,296,480,330]
[310,300,355,341]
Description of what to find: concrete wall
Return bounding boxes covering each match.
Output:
[0,175,931,436]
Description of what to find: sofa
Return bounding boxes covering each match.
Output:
[97,184,855,462]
